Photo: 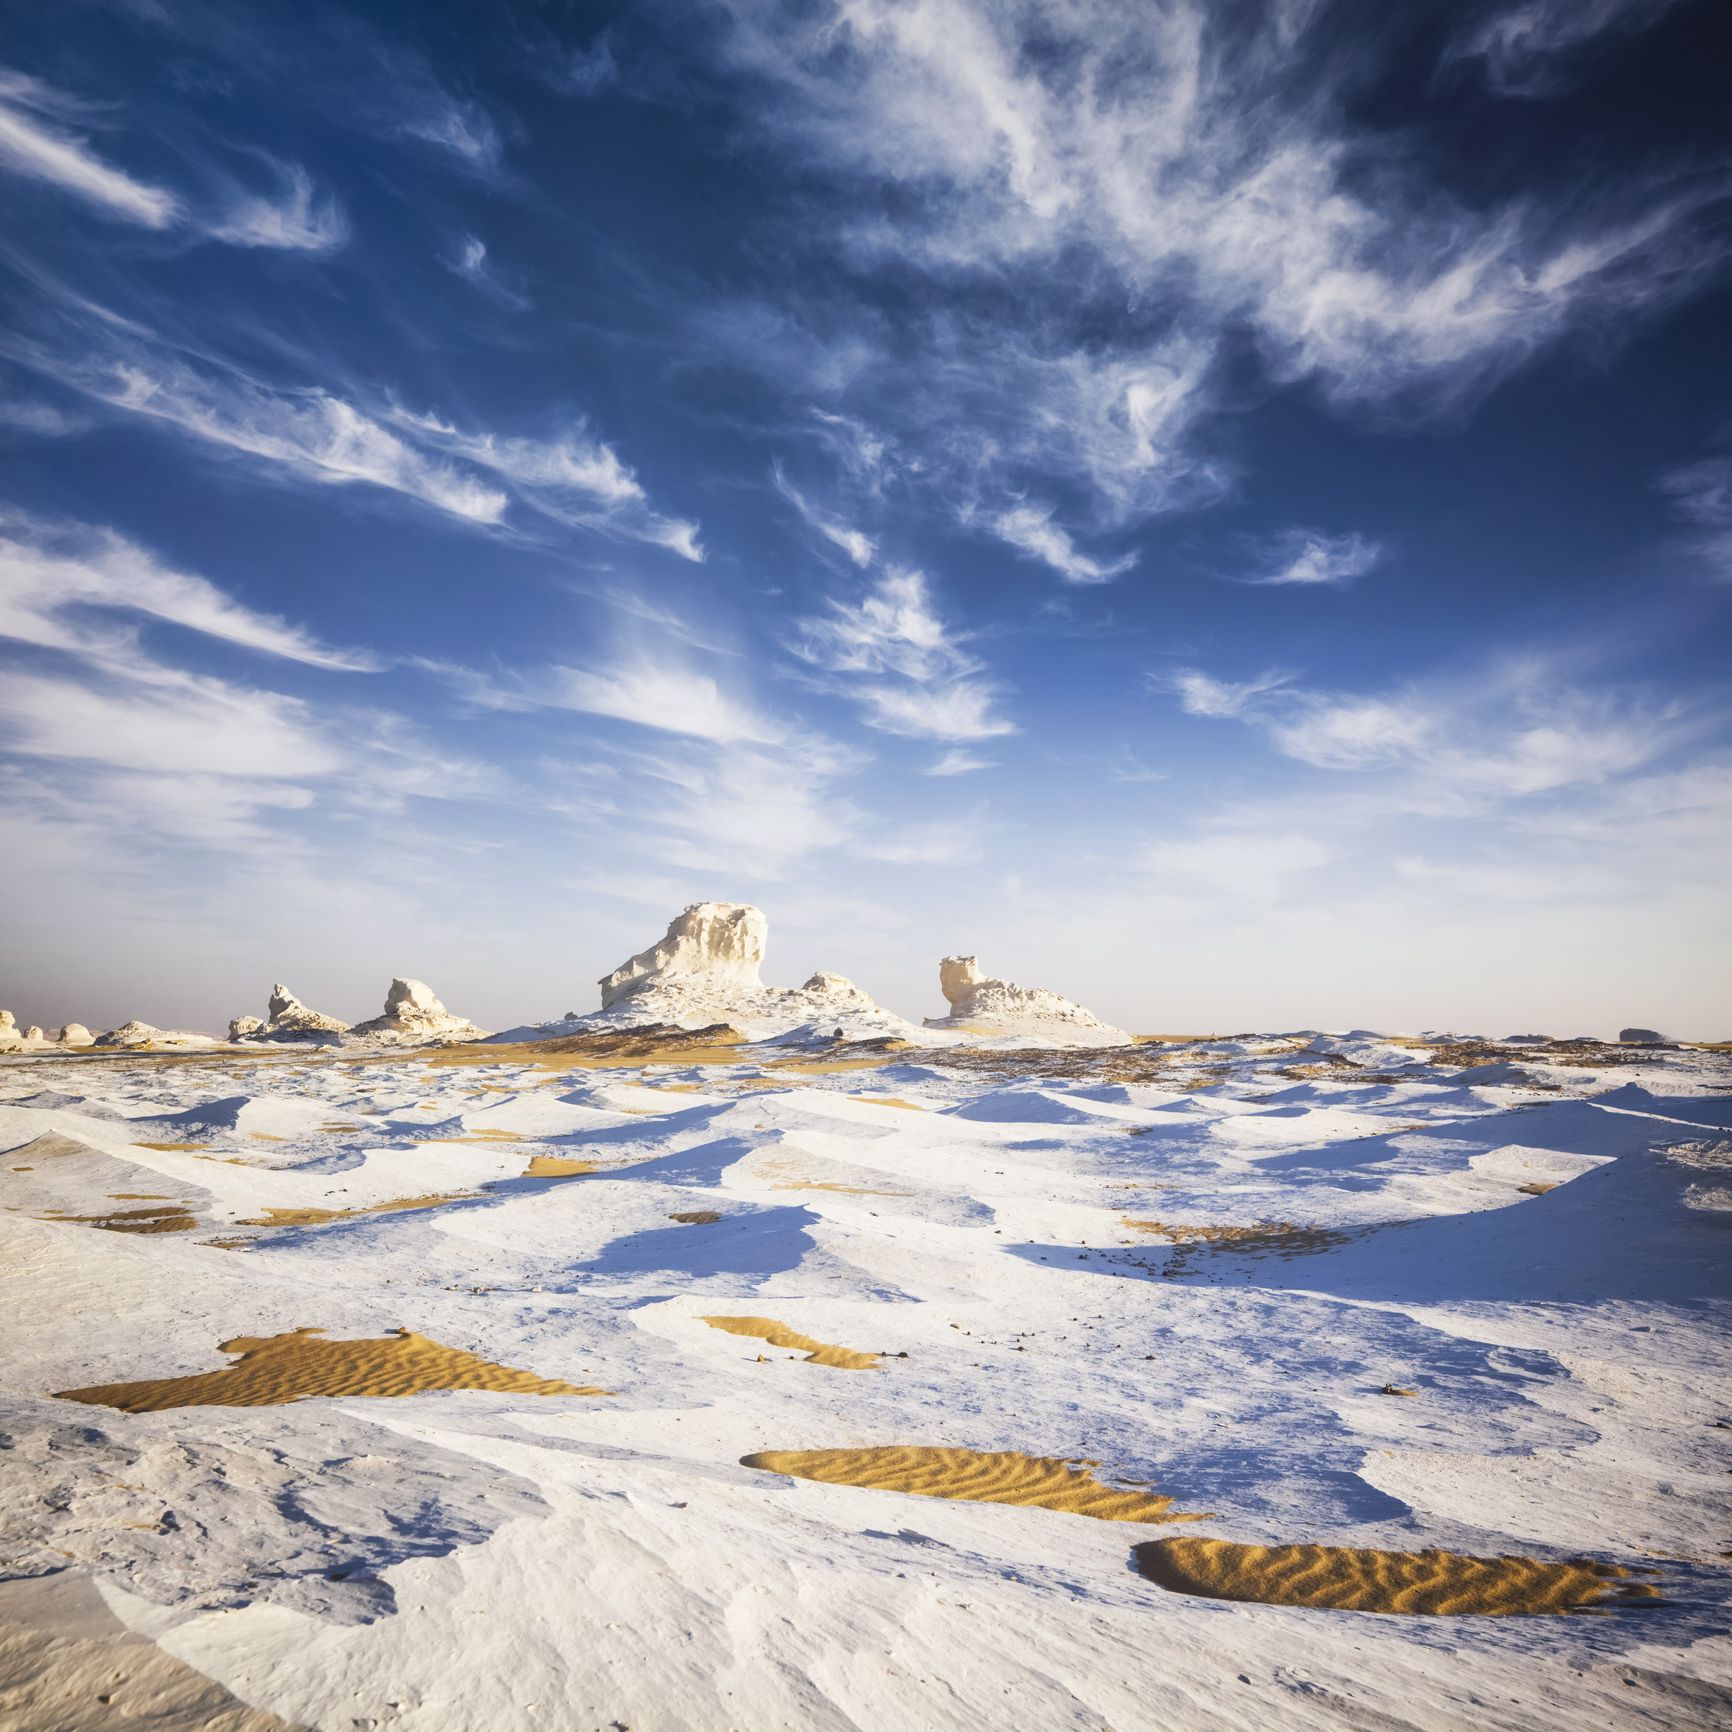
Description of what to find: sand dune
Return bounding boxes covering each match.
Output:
[702,1315,881,1369]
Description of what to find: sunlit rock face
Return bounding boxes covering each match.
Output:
[600,902,769,1010]
[928,953,1131,1047]
[229,985,349,1045]
[349,978,486,1045]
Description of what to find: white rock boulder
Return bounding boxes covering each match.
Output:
[926,954,1130,1047]
[600,903,769,1009]
[232,984,350,1043]
[94,1020,217,1050]
[350,978,486,1045]
[58,1023,93,1047]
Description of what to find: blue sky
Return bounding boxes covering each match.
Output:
[2,0,1729,1037]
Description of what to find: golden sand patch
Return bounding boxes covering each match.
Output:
[524,1154,600,1178]
[417,1128,525,1144]
[771,1176,913,1197]
[238,1192,472,1227]
[109,1192,173,1200]
[1517,1181,1559,1196]
[46,1204,197,1235]
[847,1095,927,1111]
[424,1023,750,1072]
[319,1122,364,1131]
[54,1326,608,1411]
[1131,1537,1662,1616]
[742,1446,1205,1523]
[1122,1218,1350,1272]
[131,1141,208,1152]
[670,1209,722,1224]
[703,1316,880,1370]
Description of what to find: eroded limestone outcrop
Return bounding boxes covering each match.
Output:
[230,985,349,1045]
[350,978,486,1045]
[94,1020,218,1050]
[926,954,1130,1047]
[534,901,928,1043]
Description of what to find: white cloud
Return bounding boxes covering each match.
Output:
[989,503,1135,585]
[1450,0,1684,96]
[708,0,1724,527]
[1241,529,1381,587]
[792,567,1015,739]
[772,461,875,566]
[0,68,179,227]
[448,235,530,310]
[208,162,347,252]
[547,657,786,745]
[924,747,993,776]
[104,361,509,522]
[0,515,378,673]
[1659,453,1732,581]
[1166,668,1291,719]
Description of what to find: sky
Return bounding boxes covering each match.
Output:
[1,0,1730,1039]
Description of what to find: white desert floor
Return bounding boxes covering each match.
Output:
[1,1032,1729,1731]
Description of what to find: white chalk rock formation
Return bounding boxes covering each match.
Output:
[350,978,486,1045]
[94,1020,217,1050]
[24,1025,43,1042]
[58,1023,94,1047]
[232,984,350,1043]
[494,901,932,1045]
[600,903,769,1009]
[0,1011,18,1051]
[925,954,1131,1047]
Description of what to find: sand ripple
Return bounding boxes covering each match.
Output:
[1132,1537,1663,1615]
[703,1316,879,1369]
[54,1327,609,1411]
[742,1446,1205,1522]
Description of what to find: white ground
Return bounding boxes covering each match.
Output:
[2,1033,1729,1731]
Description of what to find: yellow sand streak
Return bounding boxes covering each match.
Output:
[670,1209,722,1224]
[742,1447,1206,1522]
[703,1316,880,1370]
[417,1130,524,1144]
[46,1205,197,1235]
[524,1154,600,1178]
[1132,1538,1662,1615]
[238,1192,471,1227]
[847,1095,927,1111]
[54,1327,609,1411]
[771,1178,913,1196]
[132,1142,208,1151]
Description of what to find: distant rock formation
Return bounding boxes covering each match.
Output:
[926,954,1130,1047]
[350,978,486,1045]
[0,1011,18,1050]
[557,901,925,1043]
[231,985,350,1044]
[94,1020,217,1050]
[601,903,769,1009]
[1619,1027,1668,1045]
[58,1023,93,1047]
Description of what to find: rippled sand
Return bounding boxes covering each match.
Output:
[1132,1538,1664,1615]
[702,1315,880,1369]
[743,1446,1205,1522]
[54,1327,609,1411]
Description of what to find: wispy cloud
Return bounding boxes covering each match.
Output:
[924,747,993,776]
[1449,0,1685,97]
[207,161,347,252]
[0,68,346,251]
[0,513,379,674]
[0,67,178,227]
[447,235,530,309]
[1164,668,1292,719]
[1236,528,1382,588]
[791,567,1015,740]
[772,461,874,567]
[988,503,1136,585]
[545,655,785,745]
[1659,452,1732,581]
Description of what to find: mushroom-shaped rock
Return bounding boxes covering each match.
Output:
[600,902,769,1009]
[349,978,486,1045]
[58,1024,93,1047]
[927,953,1130,1046]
